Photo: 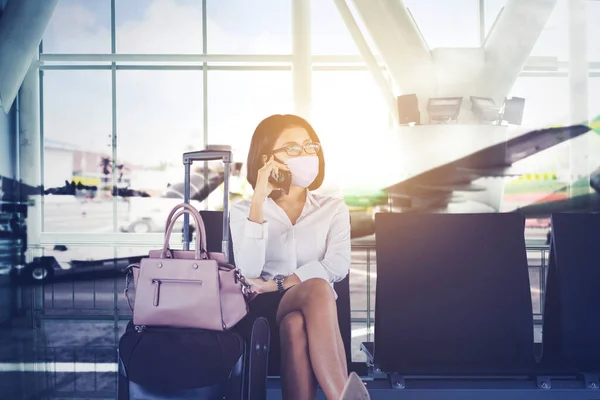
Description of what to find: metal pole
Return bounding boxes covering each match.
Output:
[292,0,311,119]
[19,55,42,258]
[222,160,230,262]
[183,161,191,250]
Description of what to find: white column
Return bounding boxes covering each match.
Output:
[0,0,58,113]
[291,0,311,120]
[567,0,589,198]
[351,0,433,97]
[333,0,398,124]
[18,56,42,254]
[482,0,557,103]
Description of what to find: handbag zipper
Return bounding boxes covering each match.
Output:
[152,278,203,307]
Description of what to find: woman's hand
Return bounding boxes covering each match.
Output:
[252,155,289,203]
[246,277,276,295]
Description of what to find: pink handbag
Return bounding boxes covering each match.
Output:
[125,203,253,331]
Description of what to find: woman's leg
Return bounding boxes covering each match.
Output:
[279,311,318,400]
[276,278,348,400]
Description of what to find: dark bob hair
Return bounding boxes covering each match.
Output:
[246,114,325,195]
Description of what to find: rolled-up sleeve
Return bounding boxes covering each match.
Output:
[294,200,351,283]
[229,204,268,278]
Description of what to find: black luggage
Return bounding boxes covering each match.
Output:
[118,317,269,400]
[118,146,270,400]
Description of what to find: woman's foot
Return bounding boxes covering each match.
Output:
[340,372,370,400]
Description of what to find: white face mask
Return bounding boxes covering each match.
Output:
[285,156,319,188]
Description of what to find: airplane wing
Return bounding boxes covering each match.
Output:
[514,166,600,216]
[384,120,599,212]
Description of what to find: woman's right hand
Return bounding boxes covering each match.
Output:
[252,155,289,202]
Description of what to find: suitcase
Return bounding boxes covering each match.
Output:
[117,317,269,400]
[118,145,270,400]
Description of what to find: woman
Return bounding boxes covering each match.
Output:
[230,114,369,400]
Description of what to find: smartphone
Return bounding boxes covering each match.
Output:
[269,168,292,195]
[266,156,292,194]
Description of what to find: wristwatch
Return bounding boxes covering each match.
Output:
[273,274,285,293]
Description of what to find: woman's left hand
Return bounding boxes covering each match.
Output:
[246,278,276,295]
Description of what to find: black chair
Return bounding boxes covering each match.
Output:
[371,212,536,376]
[200,210,354,376]
[541,213,600,376]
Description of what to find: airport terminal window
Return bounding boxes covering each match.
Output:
[404,0,480,48]
[42,70,113,233]
[483,0,505,38]
[590,2,600,62]
[591,78,600,120]
[529,0,568,60]
[115,0,203,54]
[206,70,292,163]
[115,70,203,233]
[206,0,291,54]
[509,77,570,128]
[311,0,361,55]
[42,0,111,53]
[204,70,292,210]
[311,70,394,192]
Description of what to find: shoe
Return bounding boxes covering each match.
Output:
[340,372,370,400]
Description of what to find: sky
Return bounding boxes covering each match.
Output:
[40,0,600,191]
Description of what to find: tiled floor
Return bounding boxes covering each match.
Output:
[0,315,126,400]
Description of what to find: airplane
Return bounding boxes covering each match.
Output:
[342,115,600,238]
[7,116,600,282]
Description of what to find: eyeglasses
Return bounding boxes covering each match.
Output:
[270,142,321,157]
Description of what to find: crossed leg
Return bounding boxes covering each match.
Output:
[276,278,348,400]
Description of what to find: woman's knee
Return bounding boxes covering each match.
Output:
[299,278,336,303]
[279,311,306,346]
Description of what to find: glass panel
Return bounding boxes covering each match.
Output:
[503,77,570,215]
[311,71,394,195]
[484,0,505,37]
[311,0,360,55]
[206,70,292,208]
[43,0,111,54]
[404,0,480,48]
[206,0,291,54]
[590,2,600,61]
[591,78,600,120]
[530,0,568,60]
[115,0,203,54]
[115,70,203,233]
[38,245,119,312]
[509,77,569,128]
[42,70,113,233]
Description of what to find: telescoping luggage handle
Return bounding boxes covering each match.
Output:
[182,145,232,262]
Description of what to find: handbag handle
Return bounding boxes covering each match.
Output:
[165,203,206,250]
[163,203,208,252]
[162,209,207,259]
[164,203,204,233]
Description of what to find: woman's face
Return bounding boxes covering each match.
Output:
[269,126,319,163]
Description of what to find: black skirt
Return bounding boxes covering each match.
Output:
[233,290,289,376]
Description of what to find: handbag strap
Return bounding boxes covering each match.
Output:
[162,209,207,259]
[124,263,139,311]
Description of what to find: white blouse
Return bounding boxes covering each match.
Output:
[229,191,351,291]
